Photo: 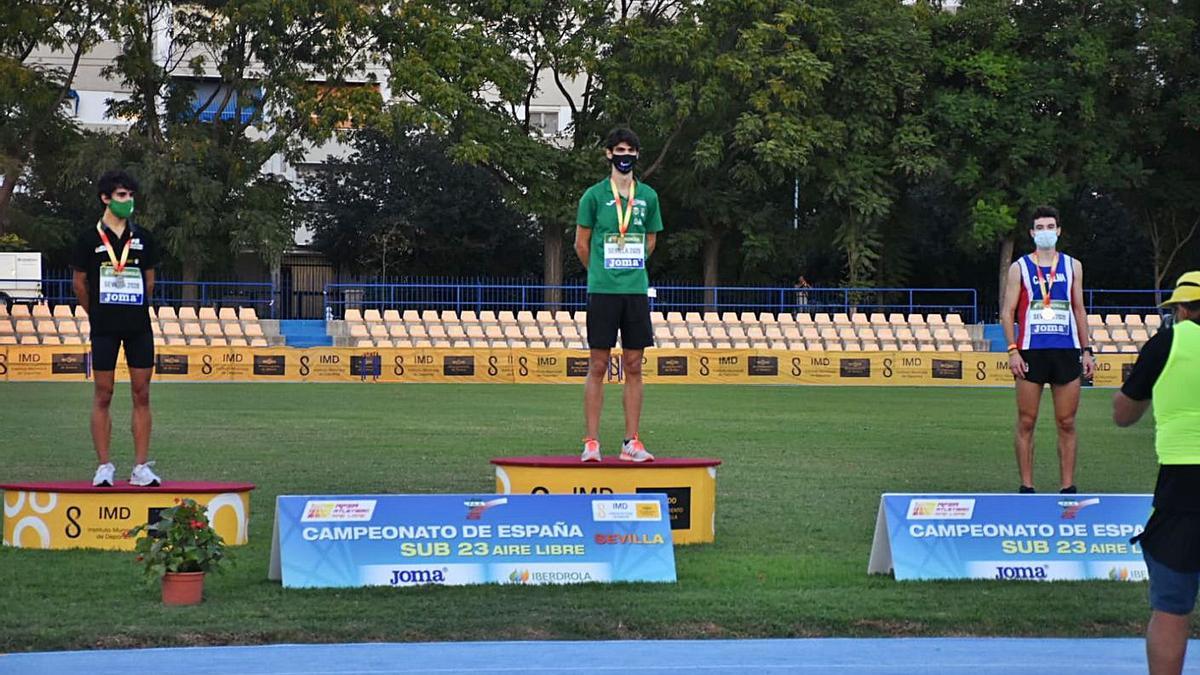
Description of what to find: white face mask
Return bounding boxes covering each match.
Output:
[1033,229,1058,249]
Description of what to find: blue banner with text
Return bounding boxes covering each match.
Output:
[271,494,676,588]
[868,493,1153,581]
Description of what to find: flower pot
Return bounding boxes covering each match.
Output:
[161,572,205,606]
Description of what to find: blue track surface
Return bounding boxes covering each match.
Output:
[4,638,1199,675]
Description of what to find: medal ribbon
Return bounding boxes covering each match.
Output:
[609,179,636,239]
[1033,253,1058,309]
[96,221,131,273]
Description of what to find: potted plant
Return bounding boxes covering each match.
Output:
[128,498,231,605]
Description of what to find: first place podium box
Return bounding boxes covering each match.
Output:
[491,456,721,544]
[1,480,255,551]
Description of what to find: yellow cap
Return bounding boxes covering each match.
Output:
[1160,271,1200,307]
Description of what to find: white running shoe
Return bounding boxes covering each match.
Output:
[619,436,655,462]
[580,438,602,463]
[92,462,115,487]
[130,461,161,487]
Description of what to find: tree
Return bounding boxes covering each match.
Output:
[924,0,1147,306]
[306,125,538,278]
[0,0,112,230]
[103,0,385,283]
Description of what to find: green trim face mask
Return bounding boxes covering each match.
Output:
[108,198,135,219]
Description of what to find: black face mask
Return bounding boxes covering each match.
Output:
[610,153,637,174]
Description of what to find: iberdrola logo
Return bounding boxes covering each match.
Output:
[508,569,531,584]
[1109,567,1130,581]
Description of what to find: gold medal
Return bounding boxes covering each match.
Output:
[1040,307,1055,321]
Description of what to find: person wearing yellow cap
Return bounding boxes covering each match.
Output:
[1113,270,1200,675]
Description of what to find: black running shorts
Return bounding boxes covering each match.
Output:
[91,330,155,371]
[1019,348,1082,386]
[586,293,654,350]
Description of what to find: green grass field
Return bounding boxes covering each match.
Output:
[0,382,1165,652]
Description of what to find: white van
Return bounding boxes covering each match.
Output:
[0,251,43,307]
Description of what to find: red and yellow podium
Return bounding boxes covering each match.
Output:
[491,457,721,544]
[1,481,255,551]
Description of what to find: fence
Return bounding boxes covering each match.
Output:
[3,275,1178,324]
[323,283,980,323]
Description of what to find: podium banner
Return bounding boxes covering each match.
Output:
[269,494,676,588]
[868,493,1152,581]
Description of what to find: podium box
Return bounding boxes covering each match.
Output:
[1,481,255,551]
[491,457,721,544]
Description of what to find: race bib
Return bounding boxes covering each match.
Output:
[99,265,144,305]
[603,233,645,270]
[1029,300,1071,335]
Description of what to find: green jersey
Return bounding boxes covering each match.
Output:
[576,177,663,294]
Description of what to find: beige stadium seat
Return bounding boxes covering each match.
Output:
[52,304,73,319]
[860,338,882,352]
[349,324,369,339]
[447,324,467,340]
[527,340,546,349]
[713,338,733,350]
[502,325,522,340]
[41,334,63,345]
[34,319,56,335]
[466,325,485,340]
[344,308,363,323]
[859,328,877,343]
[692,326,712,340]
[887,313,906,328]
[649,311,666,327]
[818,327,839,342]
[14,319,36,336]
[776,313,797,328]
[747,326,766,340]
[895,327,914,342]
[880,341,899,351]
[702,312,720,327]
[684,312,703,328]
[201,321,223,336]
[402,309,420,323]
[957,342,975,352]
[238,307,258,321]
[369,324,388,340]
[561,325,581,341]
[851,313,870,329]
[163,336,185,346]
[354,338,374,348]
[218,307,237,322]
[535,310,553,325]
[244,323,264,338]
[1086,314,1104,329]
[727,325,747,341]
[720,311,739,326]
[198,307,218,322]
[553,310,572,326]
[228,337,248,347]
[427,324,448,340]
[18,334,39,345]
[442,310,461,325]
[728,340,748,350]
[460,310,480,326]
[152,306,174,321]
[363,309,383,323]
[801,326,820,342]
[666,312,685,327]
[927,314,946,328]
[177,307,198,322]
[522,324,542,339]
[1124,314,1144,328]
[832,313,852,327]
[670,325,690,340]
[764,325,783,340]
[914,327,934,348]
[710,325,729,341]
[841,338,860,351]
[516,310,535,324]
[478,310,497,326]
[32,304,51,319]
[813,313,832,326]
[794,313,814,327]
[408,324,429,339]
[422,309,441,324]
[899,341,918,352]
[950,327,970,342]
[0,320,13,337]
[224,322,245,338]
[1103,314,1123,327]
[381,309,400,323]
[907,313,926,327]
[249,338,268,347]
[1119,344,1139,353]
[932,328,953,344]
[869,313,888,329]
[161,322,182,337]
[1130,328,1150,346]
[10,304,31,320]
[877,327,896,342]
[63,335,84,345]
[760,312,777,325]
[1145,314,1162,330]
[496,310,516,327]
[936,343,954,352]
[574,311,587,328]
[824,341,844,352]
[1109,327,1131,343]
[432,339,452,348]
[946,313,964,326]
[653,325,671,340]
[837,325,857,340]
[735,311,754,326]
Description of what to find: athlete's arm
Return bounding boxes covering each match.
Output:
[646,232,656,257]
[1071,259,1095,377]
[574,226,591,269]
[1001,262,1021,346]
[72,270,89,315]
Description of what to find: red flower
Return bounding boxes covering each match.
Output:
[136,555,144,562]
[190,520,204,529]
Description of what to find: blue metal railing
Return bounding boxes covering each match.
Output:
[1084,289,1172,317]
[1,278,278,318]
[322,283,980,323]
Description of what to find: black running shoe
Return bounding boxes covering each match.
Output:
[1059,485,1078,494]
[1018,485,1035,494]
